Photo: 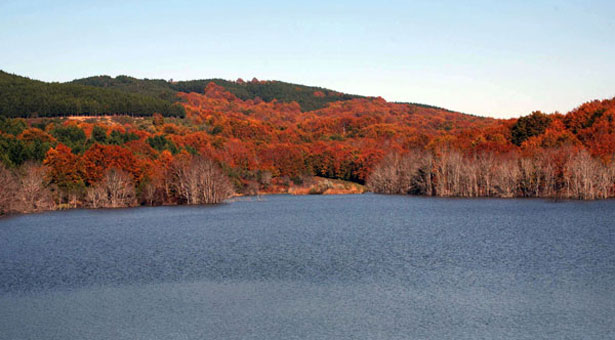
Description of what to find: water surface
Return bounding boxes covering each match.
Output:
[1,195,614,339]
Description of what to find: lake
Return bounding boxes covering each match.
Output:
[0,194,614,339]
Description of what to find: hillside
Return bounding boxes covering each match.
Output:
[1,70,462,119]
[1,71,614,214]
[71,75,365,112]
[0,71,185,118]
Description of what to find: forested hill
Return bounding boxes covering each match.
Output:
[72,76,458,113]
[1,70,615,214]
[1,70,460,118]
[71,76,363,112]
[0,71,185,118]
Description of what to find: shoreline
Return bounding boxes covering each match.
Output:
[2,190,613,220]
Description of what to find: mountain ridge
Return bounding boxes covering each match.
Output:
[1,70,467,118]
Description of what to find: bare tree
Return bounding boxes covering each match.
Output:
[367,150,432,195]
[366,153,406,194]
[138,179,159,206]
[408,151,433,195]
[564,150,607,200]
[105,168,136,207]
[15,163,55,213]
[475,152,497,196]
[540,156,557,198]
[86,168,137,208]
[0,164,17,214]
[492,156,520,197]
[86,184,107,209]
[608,158,615,198]
[169,156,234,204]
[518,156,544,197]
[434,149,469,197]
[594,163,612,200]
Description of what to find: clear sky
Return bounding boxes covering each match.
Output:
[1,0,613,118]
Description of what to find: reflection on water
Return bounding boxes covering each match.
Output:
[1,195,614,339]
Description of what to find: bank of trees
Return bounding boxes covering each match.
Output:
[86,168,137,208]
[0,153,234,215]
[0,163,55,214]
[168,156,234,204]
[367,149,615,199]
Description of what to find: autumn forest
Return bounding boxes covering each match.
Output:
[1,71,615,215]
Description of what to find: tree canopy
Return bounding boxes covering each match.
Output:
[0,71,185,118]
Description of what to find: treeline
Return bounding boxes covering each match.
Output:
[72,75,363,112]
[71,75,180,102]
[0,155,234,215]
[367,149,615,200]
[3,70,458,118]
[0,71,185,118]
[0,115,235,215]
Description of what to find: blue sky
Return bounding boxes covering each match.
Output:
[1,0,613,118]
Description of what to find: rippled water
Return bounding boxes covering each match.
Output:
[1,194,614,339]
